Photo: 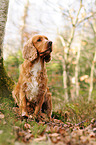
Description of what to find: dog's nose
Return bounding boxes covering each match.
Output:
[48,41,52,52]
[48,41,52,46]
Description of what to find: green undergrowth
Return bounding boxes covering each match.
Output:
[0,98,15,145]
[0,95,96,145]
[0,98,46,145]
[0,58,14,101]
[52,96,96,125]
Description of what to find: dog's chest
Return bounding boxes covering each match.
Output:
[26,59,45,101]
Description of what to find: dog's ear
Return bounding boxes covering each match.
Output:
[23,38,38,61]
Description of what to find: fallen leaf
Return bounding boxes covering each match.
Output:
[89,132,95,138]
[49,133,60,137]
[59,127,65,135]
[24,123,31,130]
[51,136,58,143]
[33,135,47,142]
[24,133,33,142]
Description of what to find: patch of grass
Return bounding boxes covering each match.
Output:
[0,121,15,145]
[53,95,96,125]
[15,119,47,138]
[0,94,96,145]
[66,98,96,124]
[0,98,47,144]
[0,98,15,145]
[52,110,65,122]
[30,123,47,138]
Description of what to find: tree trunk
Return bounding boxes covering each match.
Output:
[0,0,14,100]
[88,50,96,101]
[75,43,81,97]
[20,0,29,49]
[58,35,69,101]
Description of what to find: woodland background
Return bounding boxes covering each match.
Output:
[0,0,96,144]
[4,0,96,105]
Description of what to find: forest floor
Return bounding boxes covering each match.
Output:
[0,97,96,145]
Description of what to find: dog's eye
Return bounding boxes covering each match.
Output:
[37,38,41,42]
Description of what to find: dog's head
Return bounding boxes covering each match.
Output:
[23,35,53,62]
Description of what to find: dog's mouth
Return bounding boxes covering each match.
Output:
[40,48,51,56]
[40,48,52,63]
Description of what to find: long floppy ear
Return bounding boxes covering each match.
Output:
[23,38,38,62]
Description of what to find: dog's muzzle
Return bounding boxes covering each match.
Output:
[40,41,53,55]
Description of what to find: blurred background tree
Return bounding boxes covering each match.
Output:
[3,0,96,109]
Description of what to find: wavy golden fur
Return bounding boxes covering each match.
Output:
[12,35,53,118]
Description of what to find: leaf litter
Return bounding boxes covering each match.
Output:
[11,107,96,145]
[0,105,96,145]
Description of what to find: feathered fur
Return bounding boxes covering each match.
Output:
[12,35,53,118]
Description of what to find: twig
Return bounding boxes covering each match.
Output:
[68,0,82,50]
[76,12,96,27]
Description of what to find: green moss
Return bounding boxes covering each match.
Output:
[0,58,14,100]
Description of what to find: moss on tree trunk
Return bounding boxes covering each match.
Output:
[0,0,14,101]
[0,58,14,100]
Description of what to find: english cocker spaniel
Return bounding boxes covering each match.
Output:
[12,35,53,118]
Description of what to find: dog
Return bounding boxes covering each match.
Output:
[12,35,53,118]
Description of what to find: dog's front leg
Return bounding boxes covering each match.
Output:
[42,88,52,119]
[34,94,44,115]
[19,89,28,117]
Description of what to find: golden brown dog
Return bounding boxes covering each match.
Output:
[12,35,53,118]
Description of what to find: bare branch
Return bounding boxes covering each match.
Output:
[20,0,29,49]
[88,20,96,35]
[68,0,83,49]
[77,12,96,27]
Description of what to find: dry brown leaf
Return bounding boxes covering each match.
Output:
[51,137,58,143]
[24,133,33,141]
[24,123,31,130]
[89,132,95,138]
[18,130,26,137]
[49,133,60,137]
[33,135,47,142]
[59,128,65,135]
[53,125,59,133]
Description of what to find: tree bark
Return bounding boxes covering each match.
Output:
[88,49,96,101]
[0,0,14,100]
[0,0,9,57]
[75,43,81,97]
[88,20,96,101]
[58,35,68,101]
